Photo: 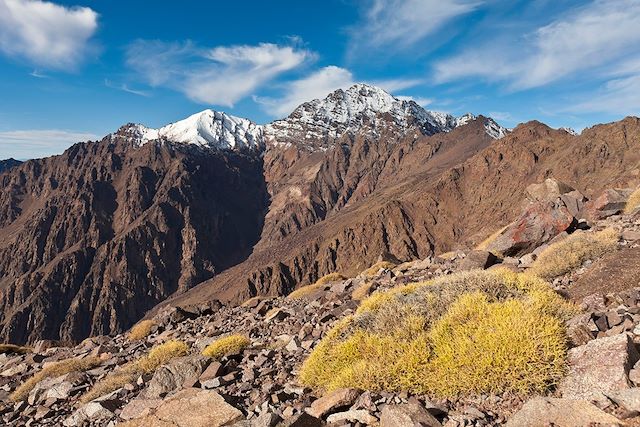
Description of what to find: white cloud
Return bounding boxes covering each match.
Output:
[569,75,640,115]
[0,0,98,70]
[396,96,433,107]
[126,41,313,107]
[351,0,481,52]
[0,129,98,159]
[255,66,355,117]
[434,0,640,90]
[104,79,150,97]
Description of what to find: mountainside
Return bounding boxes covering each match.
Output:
[1,84,639,345]
[0,159,22,173]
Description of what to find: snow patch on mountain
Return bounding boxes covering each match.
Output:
[132,110,263,150]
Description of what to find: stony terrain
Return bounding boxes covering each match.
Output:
[1,179,640,426]
[2,84,640,345]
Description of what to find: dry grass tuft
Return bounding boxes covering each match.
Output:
[360,261,396,277]
[287,273,346,300]
[202,335,250,359]
[625,188,640,214]
[11,356,102,402]
[127,320,157,341]
[528,228,619,280]
[81,340,188,403]
[300,269,575,397]
[0,344,31,355]
[351,281,375,301]
[476,225,509,251]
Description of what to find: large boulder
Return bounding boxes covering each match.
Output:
[584,189,630,220]
[558,333,639,404]
[526,178,575,202]
[380,402,442,427]
[486,200,577,256]
[142,356,210,399]
[118,388,243,427]
[505,397,622,426]
[306,388,361,418]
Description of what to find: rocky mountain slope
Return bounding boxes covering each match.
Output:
[1,180,640,426]
[1,83,640,346]
[0,159,21,174]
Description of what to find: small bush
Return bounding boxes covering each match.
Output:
[81,340,188,403]
[625,188,640,214]
[300,269,575,397]
[202,335,250,359]
[360,261,396,277]
[476,225,509,251]
[127,320,157,341]
[11,356,102,401]
[288,273,347,300]
[0,344,31,355]
[528,228,619,279]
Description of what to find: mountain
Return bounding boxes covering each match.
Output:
[0,84,638,344]
[0,158,22,173]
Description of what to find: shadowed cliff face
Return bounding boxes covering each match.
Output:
[164,117,640,309]
[0,134,268,343]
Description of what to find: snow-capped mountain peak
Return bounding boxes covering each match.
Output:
[131,109,264,150]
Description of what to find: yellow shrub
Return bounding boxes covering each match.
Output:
[11,356,102,401]
[127,320,157,341]
[202,335,250,359]
[287,273,346,300]
[351,281,375,301]
[360,261,396,277]
[300,270,574,397]
[476,224,509,251]
[81,340,188,403]
[528,228,619,280]
[625,188,640,214]
[0,344,31,355]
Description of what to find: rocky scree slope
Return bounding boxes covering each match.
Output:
[1,180,640,426]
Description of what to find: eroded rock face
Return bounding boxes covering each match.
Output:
[0,135,268,344]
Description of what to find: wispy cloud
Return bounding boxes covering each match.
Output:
[397,96,433,107]
[569,75,640,115]
[0,0,98,70]
[29,69,50,79]
[434,0,640,90]
[126,40,313,107]
[104,79,150,97]
[0,129,98,159]
[350,0,482,54]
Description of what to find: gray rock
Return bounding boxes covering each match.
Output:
[380,402,442,427]
[326,409,378,425]
[558,333,639,405]
[505,397,622,426]
[143,355,209,398]
[306,388,361,418]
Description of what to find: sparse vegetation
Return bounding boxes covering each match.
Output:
[287,273,347,300]
[81,340,188,403]
[625,188,640,214]
[300,269,575,397]
[476,224,509,251]
[202,335,250,359]
[127,319,157,341]
[360,261,396,277]
[0,344,31,355]
[351,280,375,300]
[11,356,102,402]
[528,228,619,279]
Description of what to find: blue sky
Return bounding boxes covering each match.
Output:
[1,0,640,159]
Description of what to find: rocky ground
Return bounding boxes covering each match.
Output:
[1,181,640,426]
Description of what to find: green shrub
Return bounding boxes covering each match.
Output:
[202,335,250,359]
[528,228,619,279]
[300,269,575,397]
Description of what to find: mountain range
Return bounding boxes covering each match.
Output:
[1,83,639,344]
